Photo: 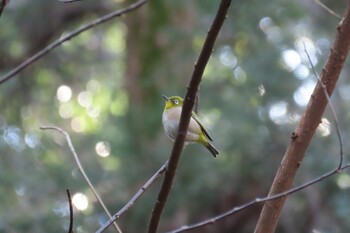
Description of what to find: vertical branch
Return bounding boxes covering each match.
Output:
[254,3,350,233]
[147,1,232,233]
[66,189,74,233]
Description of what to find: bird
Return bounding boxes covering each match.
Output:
[162,95,219,157]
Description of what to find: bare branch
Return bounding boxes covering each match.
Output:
[303,42,344,169]
[147,1,232,232]
[0,0,147,85]
[315,0,342,19]
[58,0,82,3]
[66,189,74,233]
[40,126,122,233]
[254,4,350,233]
[167,163,350,233]
[96,161,168,233]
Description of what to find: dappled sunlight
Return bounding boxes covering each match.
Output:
[258,84,266,96]
[294,64,310,80]
[72,193,89,211]
[317,117,331,137]
[24,133,40,148]
[59,103,74,119]
[268,101,288,124]
[56,85,72,102]
[259,17,282,43]
[293,79,316,107]
[219,45,237,68]
[232,66,247,85]
[295,36,318,66]
[3,126,25,152]
[281,49,301,71]
[15,184,26,196]
[71,117,86,133]
[86,79,101,94]
[337,173,350,189]
[95,141,111,157]
[78,91,93,108]
[86,106,101,118]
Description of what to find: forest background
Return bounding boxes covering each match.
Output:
[0,0,349,233]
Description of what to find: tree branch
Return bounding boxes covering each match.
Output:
[58,0,83,3]
[40,126,122,233]
[66,189,74,233]
[95,161,168,233]
[303,42,344,169]
[254,3,350,233]
[0,0,147,85]
[315,0,342,19]
[167,161,350,233]
[147,1,232,232]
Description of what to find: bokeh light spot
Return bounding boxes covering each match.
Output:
[281,49,301,71]
[78,91,93,108]
[72,193,89,211]
[269,101,288,124]
[95,141,111,157]
[57,85,72,102]
[71,117,86,133]
[293,80,316,107]
[59,103,73,119]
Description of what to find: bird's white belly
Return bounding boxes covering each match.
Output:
[162,109,199,142]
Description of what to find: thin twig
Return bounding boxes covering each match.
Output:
[0,0,147,85]
[167,164,350,233]
[96,161,169,233]
[315,0,342,19]
[66,189,74,233]
[303,42,344,169]
[40,126,122,233]
[58,0,82,3]
[147,1,232,233]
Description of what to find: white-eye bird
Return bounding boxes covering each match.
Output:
[162,95,219,157]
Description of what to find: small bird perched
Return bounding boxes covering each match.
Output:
[162,95,219,157]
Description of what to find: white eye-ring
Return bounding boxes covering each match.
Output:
[173,99,179,105]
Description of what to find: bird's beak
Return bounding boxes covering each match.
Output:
[162,95,169,101]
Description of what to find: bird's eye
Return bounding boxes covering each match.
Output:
[173,100,179,105]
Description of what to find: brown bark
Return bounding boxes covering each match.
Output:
[254,3,350,233]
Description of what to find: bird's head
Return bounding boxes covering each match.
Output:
[162,95,184,110]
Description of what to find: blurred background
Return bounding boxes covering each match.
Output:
[1,0,350,232]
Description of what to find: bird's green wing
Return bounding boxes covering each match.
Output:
[191,111,213,141]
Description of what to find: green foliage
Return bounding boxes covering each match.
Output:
[0,1,349,233]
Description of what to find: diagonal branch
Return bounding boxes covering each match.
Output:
[147,1,232,232]
[315,0,342,19]
[167,162,350,233]
[0,0,147,85]
[303,43,344,169]
[254,3,350,233]
[58,0,83,3]
[167,14,350,233]
[40,126,122,233]
[95,161,168,233]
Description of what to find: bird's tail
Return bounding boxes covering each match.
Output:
[205,142,219,158]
